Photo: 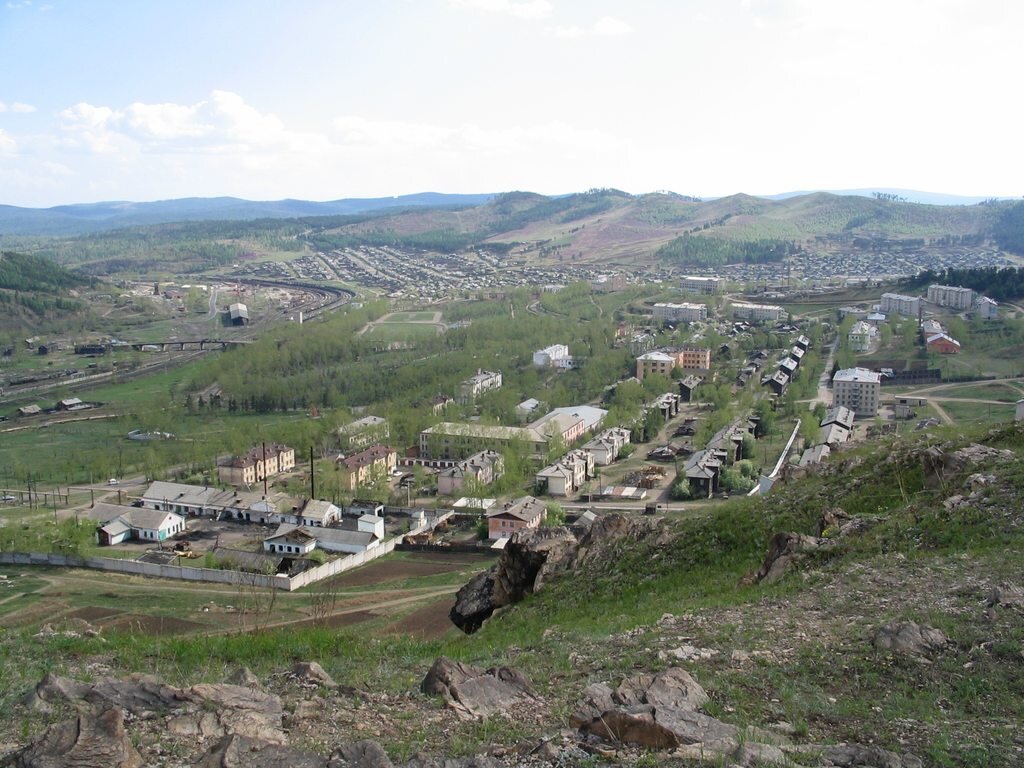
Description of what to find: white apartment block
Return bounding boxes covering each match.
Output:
[652,302,708,323]
[533,344,570,367]
[975,296,998,320]
[832,367,881,418]
[680,276,722,294]
[880,293,921,317]
[731,302,785,322]
[457,369,503,403]
[847,320,876,353]
[927,284,975,310]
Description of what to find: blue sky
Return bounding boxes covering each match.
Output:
[1,0,1021,206]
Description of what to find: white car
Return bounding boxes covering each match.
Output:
[107,478,119,486]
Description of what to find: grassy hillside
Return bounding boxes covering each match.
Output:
[2,421,1022,765]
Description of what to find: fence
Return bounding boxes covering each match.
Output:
[0,513,454,592]
[0,551,291,590]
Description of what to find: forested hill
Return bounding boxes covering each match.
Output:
[0,251,91,328]
[0,251,92,292]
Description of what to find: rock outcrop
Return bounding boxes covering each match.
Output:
[450,514,659,634]
[754,531,829,584]
[420,658,539,719]
[7,706,143,768]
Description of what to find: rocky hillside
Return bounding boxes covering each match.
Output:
[1,422,1022,767]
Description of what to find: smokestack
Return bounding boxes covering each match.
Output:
[310,445,316,500]
[262,441,268,497]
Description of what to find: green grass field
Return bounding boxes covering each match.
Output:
[387,311,438,322]
[937,399,1015,425]
[366,323,442,341]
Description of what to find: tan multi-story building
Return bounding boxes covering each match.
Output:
[832,367,881,418]
[636,347,711,379]
[486,496,546,540]
[217,443,295,486]
[337,444,397,491]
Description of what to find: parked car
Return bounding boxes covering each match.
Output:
[107,478,119,486]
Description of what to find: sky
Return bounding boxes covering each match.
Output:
[0,0,1021,207]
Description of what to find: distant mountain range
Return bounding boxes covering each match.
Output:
[0,188,1015,238]
[0,192,497,236]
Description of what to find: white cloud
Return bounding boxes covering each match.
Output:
[545,24,585,38]
[0,101,36,113]
[0,128,16,153]
[593,16,631,36]
[449,0,552,20]
[125,101,208,140]
[545,15,632,38]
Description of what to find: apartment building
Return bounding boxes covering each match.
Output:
[832,367,881,417]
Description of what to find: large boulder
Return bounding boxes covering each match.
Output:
[25,673,184,716]
[185,683,286,744]
[420,658,538,719]
[872,621,948,657]
[574,668,737,752]
[8,706,143,768]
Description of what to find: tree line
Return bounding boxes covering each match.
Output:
[655,235,798,266]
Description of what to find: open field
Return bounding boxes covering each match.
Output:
[934,399,1016,425]
[366,322,444,341]
[0,550,494,638]
[387,311,439,322]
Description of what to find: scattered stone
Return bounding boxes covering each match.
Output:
[872,621,948,657]
[823,742,923,768]
[986,582,1024,608]
[816,507,850,537]
[730,741,788,766]
[291,661,338,689]
[8,706,143,768]
[226,666,262,689]
[659,644,718,662]
[194,734,325,768]
[328,740,394,768]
